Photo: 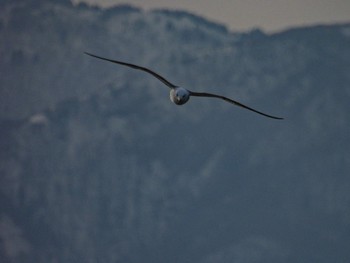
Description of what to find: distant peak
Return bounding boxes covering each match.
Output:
[104,4,142,14]
[151,9,228,33]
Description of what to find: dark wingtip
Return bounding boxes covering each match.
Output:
[272,116,284,120]
[265,115,284,120]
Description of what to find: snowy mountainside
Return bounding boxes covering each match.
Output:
[1,1,350,263]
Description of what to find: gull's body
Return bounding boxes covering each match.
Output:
[85,52,283,120]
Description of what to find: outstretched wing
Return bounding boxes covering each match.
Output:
[84,52,177,88]
[189,91,283,120]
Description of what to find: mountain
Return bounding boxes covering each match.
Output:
[1,1,350,262]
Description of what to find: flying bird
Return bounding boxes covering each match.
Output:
[85,52,283,120]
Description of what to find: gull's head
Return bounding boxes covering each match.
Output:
[170,87,190,105]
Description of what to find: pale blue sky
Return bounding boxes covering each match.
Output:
[73,0,350,32]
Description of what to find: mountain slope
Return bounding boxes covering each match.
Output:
[1,1,350,262]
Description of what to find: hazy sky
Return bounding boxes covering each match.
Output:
[73,0,350,32]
